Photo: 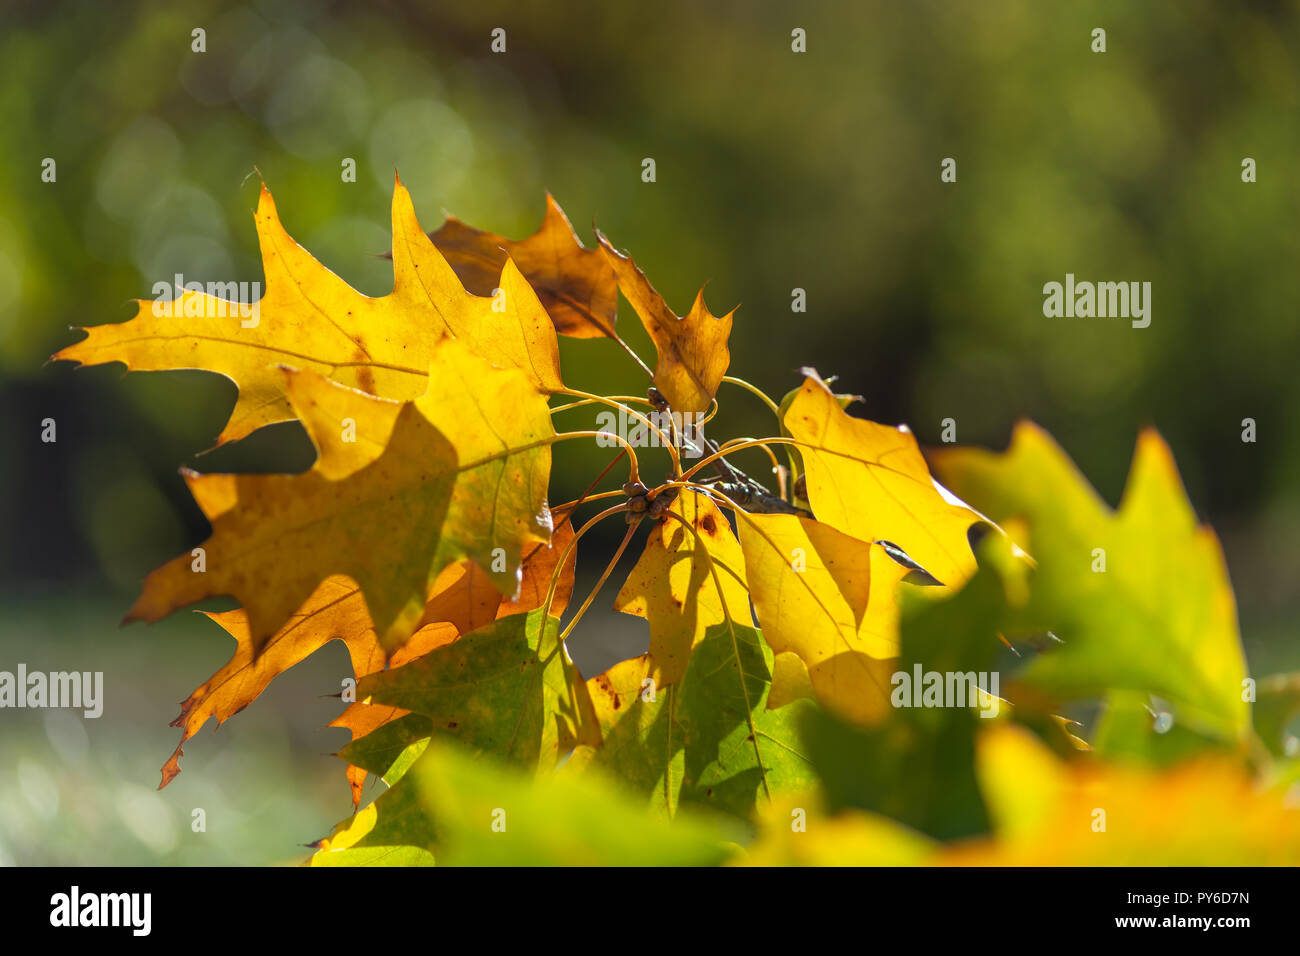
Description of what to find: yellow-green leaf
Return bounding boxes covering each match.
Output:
[613,492,749,686]
[931,423,1250,740]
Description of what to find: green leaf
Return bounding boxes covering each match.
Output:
[575,623,817,821]
[568,653,683,817]
[312,740,740,866]
[355,608,597,772]
[799,546,1014,840]
[931,423,1250,740]
[1091,691,1235,766]
[339,714,434,782]
[677,623,819,816]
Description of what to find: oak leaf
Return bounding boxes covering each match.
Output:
[737,513,909,725]
[54,177,561,445]
[570,623,816,820]
[352,608,598,774]
[312,737,736,867]
[161,521,575,795]
[943,724,1300,865]
[784,370,980,588]
[597,234,734,413]
[613,492,749,686]
[930,423,1250,739]
[126,337,554,657]
[426,194,618,339]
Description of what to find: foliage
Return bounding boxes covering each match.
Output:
[55,182,1300,865]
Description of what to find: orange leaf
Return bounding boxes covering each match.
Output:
[427,195,618,339]
[597,233,734,413]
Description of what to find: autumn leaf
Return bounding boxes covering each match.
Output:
[126,337,554,656]
[569,622,816,820]
[309,609,606,858]
[766,652,815,709]
[930,423,1250,740]
[776,377,862,509]
[160,581,456,791]
[354,609,598,772]
[53,177,562,445]
[783,370,980,589]
[737,513,908,725]
[597,233,734,413]
[741,794,934,866]
[744,722,1300,866]
[424,194,618,339]
[613,491,749,686]
[332,534,578,791]
[566,654,682,816]
[943,724,1300,865]
[161,520,576,796]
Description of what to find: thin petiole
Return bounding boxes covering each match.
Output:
[540,503,629,622]
[557,521,639,643]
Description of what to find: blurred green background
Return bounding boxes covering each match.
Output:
[1,0,1297,864]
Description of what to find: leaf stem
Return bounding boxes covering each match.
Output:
[550,394,657,414]
[551,430,642,484]
[551,449,629,533]
[679,436,798,483]
[539,503,629,623]
[558,522,639,643]
[610,333,656,382]
[557,388,681,477]
[722,375,781,419]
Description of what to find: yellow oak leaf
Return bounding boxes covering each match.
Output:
[613,492,750,686]
[427,194,618,339]
[784,370,980,588]
[736,513,910,725]
[125,336,554,657]
[597,233,734,413]
[53,177,561,445]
